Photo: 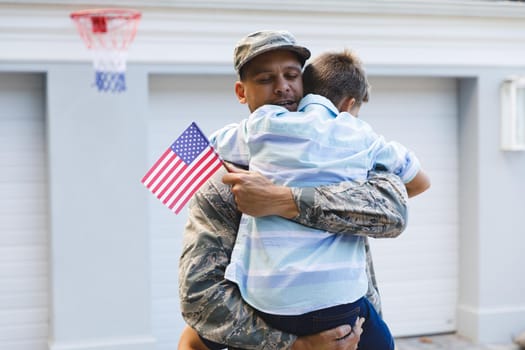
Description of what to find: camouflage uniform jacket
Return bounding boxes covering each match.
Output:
[179,168,408,350]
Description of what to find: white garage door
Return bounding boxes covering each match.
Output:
[148,74,458,348]
[0,73,48,350]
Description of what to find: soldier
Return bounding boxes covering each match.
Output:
[178,30,409,350]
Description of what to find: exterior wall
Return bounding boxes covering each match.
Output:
[0,0,524,348]
[457,71,525,343]
[46,64,155,350]
[2,1,525,67]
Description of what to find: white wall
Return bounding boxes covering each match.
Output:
[46,64,155,350]
[457,73,525,343]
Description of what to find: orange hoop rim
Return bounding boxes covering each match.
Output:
[70,8,141,20]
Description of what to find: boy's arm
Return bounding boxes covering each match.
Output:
[405,169,431,198]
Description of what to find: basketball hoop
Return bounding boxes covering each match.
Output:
[71,8,141,93]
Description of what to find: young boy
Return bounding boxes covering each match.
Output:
[208,50,430,349]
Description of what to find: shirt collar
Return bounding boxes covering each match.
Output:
[298,93,339,117]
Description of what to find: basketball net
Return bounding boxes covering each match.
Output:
[71,8,141,93]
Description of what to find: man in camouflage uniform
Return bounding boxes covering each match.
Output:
[178,30,408,350]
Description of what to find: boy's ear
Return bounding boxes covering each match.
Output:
[235,81,247,104]
[337,97,356,113]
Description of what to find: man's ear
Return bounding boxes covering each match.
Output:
[234,81,247,104]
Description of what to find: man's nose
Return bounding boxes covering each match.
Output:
[274,77,290,95]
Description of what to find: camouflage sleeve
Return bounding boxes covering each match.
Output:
[291,171,408,238]
[179,168,297,350]
[363,237,383,315]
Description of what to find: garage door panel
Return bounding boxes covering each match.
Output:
[382,281,457,304]
[380,280,457,336]
[367,77,457,115]
[0,246,47,261]
[1,168,47,183]
[0,260,47,278]
[376,255,458,281]
[0,217,47,236]
[374,232,457,258]
[0,309,47,326]
[409,203,458,223]
[0,200,47,216]
[373,246,457,276]
[0,120,44,142]
[0,291,47,308]
[0,323,48,341]
[0,276,47,294]
[0,95,44,118]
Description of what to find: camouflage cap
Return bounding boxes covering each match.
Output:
[234,30,311,75]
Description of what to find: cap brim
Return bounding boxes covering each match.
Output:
[238,44,311,73]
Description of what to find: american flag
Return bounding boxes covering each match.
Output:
[141,122,223,214]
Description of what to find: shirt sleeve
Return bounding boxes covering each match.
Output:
[209,120,251,167]
[373,140,422,184]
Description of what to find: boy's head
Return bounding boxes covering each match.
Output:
[303,49,370,116]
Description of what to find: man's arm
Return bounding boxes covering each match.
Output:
[223,165,408,238]
[292,171,408,238]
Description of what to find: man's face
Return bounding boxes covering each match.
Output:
[235,50,304,113]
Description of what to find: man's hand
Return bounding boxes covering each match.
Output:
[291,318,364,350]
[222,163,299,218]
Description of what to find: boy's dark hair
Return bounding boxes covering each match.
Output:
[303,49,370,108]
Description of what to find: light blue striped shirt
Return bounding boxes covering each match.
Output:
[210,94,420,315]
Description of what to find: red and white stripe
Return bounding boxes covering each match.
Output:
[141,146,222,214]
